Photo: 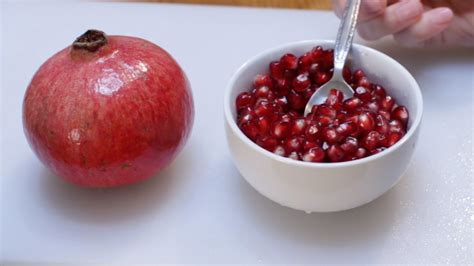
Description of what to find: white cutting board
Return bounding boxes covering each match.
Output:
[1,2,473,264]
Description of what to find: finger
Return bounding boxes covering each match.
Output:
[333,0,387,22]
[357,0,424,41]
[393,7,454,47]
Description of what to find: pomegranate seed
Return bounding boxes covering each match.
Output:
[343,97,362,112]
[305,124,321,141]
[345,114,359,125]
[389,119,405,134]
[238,105,253,116]
[388,132,403,146]
[314,72,330,85]
[379,110,391,120]
[271,121,291,139]
[325,89,344,109]
[269,61,285,79]
[291,118,307,136]
[343,66,352,83]
[254,100,273,117]
[254,86,274,100]
[293,73,311,92]
[253,74,273,89]
[236,92,255,110]
[309,104,319,115]
[287,110,300,120]
[336,121,356,137]
[371,85,386,99]
[283,69,297,81]
[317,104,337,119]
[274,96,289,112]
[256,136,278,151]
[298,52,313,72]
[238,110,255,127]
[322,49,334,69]
[257,116,271,135]
[302,86,317,100]
[288,151,301,161]
[354,86,371,102]
[378,133,389,147]
[285,136,304,153]
[380,96,395,111]
[308,63,320,74]
[280,113,292,122]
[322,127,342,144]
[336,112,347,122]
[353,69,365,82]
[371,147,386,154]
[311,46,324,60]
[355,147,368,159]
[358,77,371,88]
[392,106,409,126]
[375,114,389,134]
[316,116,333,127]
[302,147,326,162]
[327,145,345,162]
[357,112,375,132]
[341,137,358,154]
[303,140,320,151]
[287,90,306,110]
[364,101,380,113]
[274,78,290,96]
[362,131,380,150]
[280,53,298,70]
[273,145,286,156]
[241,122,259,141]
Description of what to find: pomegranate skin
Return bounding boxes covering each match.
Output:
[23,32,194,187]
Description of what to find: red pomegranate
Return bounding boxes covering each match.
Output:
[23,30,194,187]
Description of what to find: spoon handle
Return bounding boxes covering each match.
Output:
[333,0,361,77]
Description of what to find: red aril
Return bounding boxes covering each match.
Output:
[380,95,395,111]
[271,121,291,139]
[280,53,298,70]
[291,118,307,136]
[302,147,326,162]
[236,92,255,111]
[327,145,345,162]
[253,74,273,89]
[343,97,362,112]
[354,86,371,102]
[293,74,311,92]
[341,137,358,154]
[284,136,304,153]
[270,61,285,80]
[256,136,278,151]
[298,52,314,72]
[254,86,274,100]
[23,30,194,187]
[392,106,409,126]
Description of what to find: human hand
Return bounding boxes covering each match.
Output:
[332,0,474,47]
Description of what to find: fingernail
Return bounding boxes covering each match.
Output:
[395,1,423,21]
[431,7,454,24]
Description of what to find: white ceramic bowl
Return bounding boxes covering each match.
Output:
[224,40,423,213]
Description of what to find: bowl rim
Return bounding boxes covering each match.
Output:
[224,40,423,169]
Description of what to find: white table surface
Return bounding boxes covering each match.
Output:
[1,2,473,264]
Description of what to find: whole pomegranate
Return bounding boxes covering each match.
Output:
[23,30,194,187]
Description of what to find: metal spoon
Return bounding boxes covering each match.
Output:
[304,0,361,116]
